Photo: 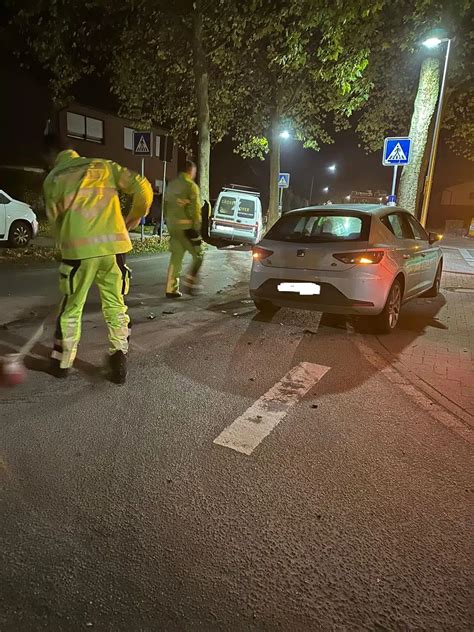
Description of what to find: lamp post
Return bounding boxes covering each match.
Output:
[419,35,452,228]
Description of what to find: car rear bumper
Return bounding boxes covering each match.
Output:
[250,264,390,314]
[250,279,381,314]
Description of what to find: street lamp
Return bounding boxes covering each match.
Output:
[423,37,443,48]
[309,165,337,204]
[345,195,351,201]
[419,33,452,228]
[280,130,290,140]
[322,186,329,194]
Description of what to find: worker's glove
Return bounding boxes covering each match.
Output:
[184,229,203,247]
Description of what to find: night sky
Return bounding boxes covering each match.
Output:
[210,130,472,209]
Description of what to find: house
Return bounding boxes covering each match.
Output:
[434,180,474,231]
[57,103,180,193]
[0,65,182,205]
[348,190,388,203]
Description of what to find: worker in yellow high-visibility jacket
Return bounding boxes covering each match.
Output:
[164,160,204,298]
[43,135,153,383]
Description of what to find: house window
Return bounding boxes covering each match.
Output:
[124,127,134,150]
[66,112,104,143]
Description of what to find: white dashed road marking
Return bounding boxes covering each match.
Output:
[214,362,330,455]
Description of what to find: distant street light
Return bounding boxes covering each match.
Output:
[419,32,452,227]
[345,195,351,201]
[309,165,337,203]
[280,130,291,140]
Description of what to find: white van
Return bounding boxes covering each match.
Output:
[0,189,39,247]
[210,186,264,245]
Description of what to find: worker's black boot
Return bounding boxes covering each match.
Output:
[109,350,127,385]
[50,358,69,379]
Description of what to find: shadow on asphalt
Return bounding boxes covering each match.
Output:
[160,289,448,401]
[0,335,104,383]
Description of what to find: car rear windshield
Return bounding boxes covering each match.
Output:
[237,198,255,219]
[266,211,369,243]
[217,195,236,216]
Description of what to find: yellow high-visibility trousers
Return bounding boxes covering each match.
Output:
[52,254,131,369]
[166,228,204,294]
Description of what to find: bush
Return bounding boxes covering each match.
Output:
[0,236,170,264]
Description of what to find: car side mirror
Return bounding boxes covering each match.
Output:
[429,232,443,245]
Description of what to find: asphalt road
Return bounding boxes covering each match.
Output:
[0,250,472,631]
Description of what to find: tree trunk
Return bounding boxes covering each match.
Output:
[398,57,440,214]
[192,4,210,202]
[268,111,281,228]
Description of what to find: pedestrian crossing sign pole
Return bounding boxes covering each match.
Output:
[278,172,290,215]
[133,131,153,240]
[382,137,412,206]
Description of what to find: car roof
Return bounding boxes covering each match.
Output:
[287,204,406,217]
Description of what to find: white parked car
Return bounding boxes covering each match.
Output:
[250,205,443,333]
[0,189,39,247]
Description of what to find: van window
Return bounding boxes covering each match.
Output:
[217,196,236,216]
[266,212,367,243]
[238,199,255,219]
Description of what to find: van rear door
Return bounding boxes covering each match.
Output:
[213,193,237,236]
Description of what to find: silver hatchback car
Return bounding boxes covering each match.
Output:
[250,205,443,332]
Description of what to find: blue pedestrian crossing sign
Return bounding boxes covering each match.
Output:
[133,131,152,156]
[383,137,412,166]
[278,172,290,188]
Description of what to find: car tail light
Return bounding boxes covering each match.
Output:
[333,250,384,265]
[252,246,273,260]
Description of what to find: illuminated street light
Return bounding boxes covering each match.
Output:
[328,164,337,173]
[423,37,443,48]
[322,186,329,194]
[280,130,290,140]
[419,32,452,227]
[345,195,351,201]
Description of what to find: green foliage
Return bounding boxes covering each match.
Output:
[0,236,170,264]
[218,0,385,167]
[356,0,473,160]
[129,237,170,256]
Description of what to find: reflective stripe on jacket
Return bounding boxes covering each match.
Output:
[164,173,201,232]
[44,150,153,260]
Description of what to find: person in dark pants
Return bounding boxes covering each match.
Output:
[151,193,163,236]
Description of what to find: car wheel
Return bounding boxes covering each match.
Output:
[371,279,402,334]
[423,261,443,298]
[8,221,32,248]
[253,299,280,315]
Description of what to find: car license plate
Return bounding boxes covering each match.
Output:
[277,282,321,296]
[216,224,233,233]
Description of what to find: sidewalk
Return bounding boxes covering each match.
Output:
[380,271,474,420]
[441,236,474,274]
